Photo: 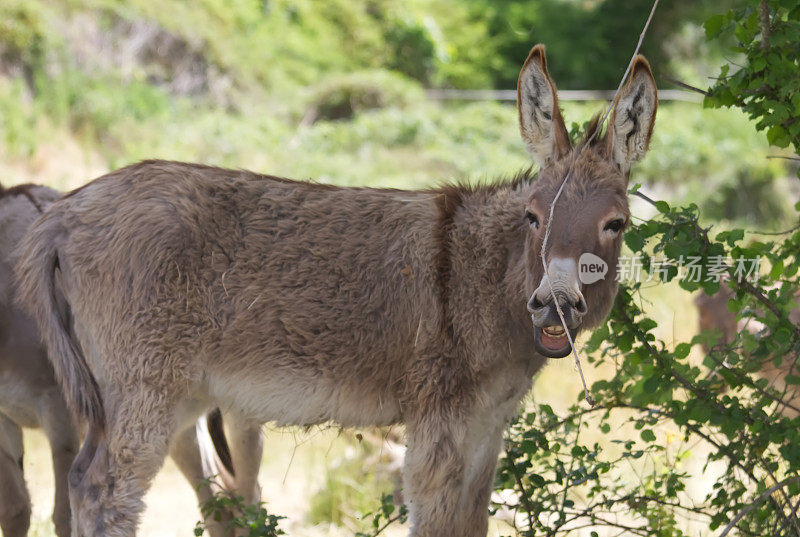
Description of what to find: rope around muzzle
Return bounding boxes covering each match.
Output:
[538,169,595,406]
[536,0,660,407]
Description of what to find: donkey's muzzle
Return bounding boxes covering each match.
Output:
[532,324,578,358]
[528,293,586,358]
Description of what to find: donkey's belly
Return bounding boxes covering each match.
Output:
[0,374,40,427]
[210,370,402,428]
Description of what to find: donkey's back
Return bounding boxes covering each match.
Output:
[22,160,443,428]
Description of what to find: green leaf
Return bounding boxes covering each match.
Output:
[625,230,645,252]
[674,343,692,360]
[705,14,726,38]
[734,22,751,43]
[769,260,784,279]
[639,318,658,332]
[727,228,745,246]
[640,429,657,442]
[655,200,670,214]
[530,473,546,487]
[767,125,789,147]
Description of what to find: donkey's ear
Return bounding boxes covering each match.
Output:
[606,56,657,173]
[517,44,571,167]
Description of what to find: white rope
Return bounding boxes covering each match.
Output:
[539,0,660,407]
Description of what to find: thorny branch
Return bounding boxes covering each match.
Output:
[760,0,771,53]
[504,444,537,532]
[718,476,800,537]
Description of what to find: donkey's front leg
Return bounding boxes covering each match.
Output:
[404,409,504,537]
[169,424,232,537]
[455,416,507,536]
[404,413,466,537]
[404,408,508,537]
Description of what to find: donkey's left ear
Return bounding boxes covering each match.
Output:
[517,44,571,167]
[606,56,657,174]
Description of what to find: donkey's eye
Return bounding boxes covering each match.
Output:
[604,219,625,233]
[525,211,540,229]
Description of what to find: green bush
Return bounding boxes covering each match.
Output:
[195,486,285,537]
[307,444,399,530]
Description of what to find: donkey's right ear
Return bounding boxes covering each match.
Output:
[517,44,571,167]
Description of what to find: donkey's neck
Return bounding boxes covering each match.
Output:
[445,179,541,373]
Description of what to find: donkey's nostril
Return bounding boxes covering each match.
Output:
[528,294,545,313]
[572,296,588,314]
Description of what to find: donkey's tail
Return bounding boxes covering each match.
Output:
[196,410,236,492]
[206,409,236,477]
[14,210,104,430]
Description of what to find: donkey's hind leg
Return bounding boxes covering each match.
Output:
[169,422,232,537]
[69,386,180,537]
[224,414,263,505]
[39,387,80,537]
[0,413,31,537]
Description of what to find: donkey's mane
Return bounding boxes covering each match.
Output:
[68,160,538,200]
[0,182,46,212]
[428,167,537,340]
[0,182,36,199]
[577,114,606,149]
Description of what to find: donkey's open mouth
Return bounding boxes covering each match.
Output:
[533,324,579,358]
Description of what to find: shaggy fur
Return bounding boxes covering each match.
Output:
[1,183,261,537]
[15,44,657,537]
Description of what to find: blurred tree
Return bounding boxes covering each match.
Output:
[468,0,737,89]
[705,0,800,158]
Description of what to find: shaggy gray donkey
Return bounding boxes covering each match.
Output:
[16,45,657,537]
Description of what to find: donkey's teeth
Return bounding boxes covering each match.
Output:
[543,325,566,336]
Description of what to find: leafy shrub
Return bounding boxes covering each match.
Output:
[494,196,800,536]
[488,4,800,536]
[0,77,39,156]
[0,0,46,72]
[308,435,402,531]
[354,494,408,537]
[384,17,438,84]
[705,0,800,157]
[195,486,285,537]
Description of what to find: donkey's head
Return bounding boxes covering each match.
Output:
[517,45,657,358]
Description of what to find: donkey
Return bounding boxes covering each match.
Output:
[0,183,262,537]
[0,183,74,537]
[15,44,657,537]
[696,284,800,417]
